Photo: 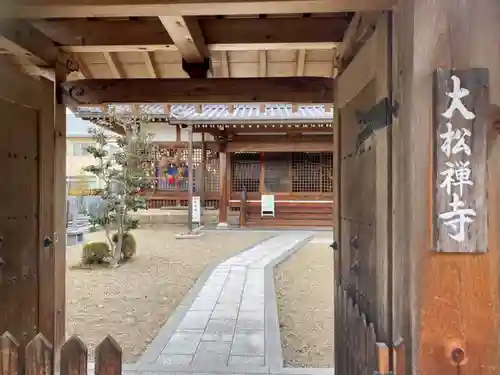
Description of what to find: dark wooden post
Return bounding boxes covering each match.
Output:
[187,126,194,232]
[200,132,206,211]
[218,145,229,227]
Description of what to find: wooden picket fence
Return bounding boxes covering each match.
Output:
[0,332,121,375]
[335,285,405,375]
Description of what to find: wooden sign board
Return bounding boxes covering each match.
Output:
[433,68,489,252]
[192,196,201,224]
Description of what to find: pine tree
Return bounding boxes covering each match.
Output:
[83,106,154,265]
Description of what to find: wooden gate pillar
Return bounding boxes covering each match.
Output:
[393,0,500,373]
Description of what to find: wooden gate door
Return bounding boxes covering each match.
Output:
[334,12,393,373]
[0,64,61,366]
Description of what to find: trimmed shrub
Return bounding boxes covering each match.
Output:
[82,241,111,264]
[112,232,137,260]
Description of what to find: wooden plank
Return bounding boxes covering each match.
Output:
[95,337,121,375]
[219,51,229,77]
[259,51,267,77]
[143,52,157,78]
[203,16,347,47]
[0,332,19,375]
[60,336,88,375]
[28,14,348,55]
[4,0,397,18]
[159,16,208,63]
[53,75,67,355]
[227,141,332,152]
[337,11,381,73]
[0,61,42,108]
[0,68,40,373]
[37,78,56,352]
[25,334,53,375]
[0,20,58,66]
[433,69,489,252]
[61,77,334,104]
[296,50,306,76]
[103,52,123,78]
[336,14,384,108]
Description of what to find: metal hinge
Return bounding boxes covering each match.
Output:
[356,97,399,149]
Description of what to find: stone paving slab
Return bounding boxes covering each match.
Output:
[135,231,335,375]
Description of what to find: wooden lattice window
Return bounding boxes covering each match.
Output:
[263,152,291,193]
[321,152,334,193]
[292,152,333,193]
[232,152,260,192]
[204,150,220,193]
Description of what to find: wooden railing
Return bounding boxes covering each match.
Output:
[0,332,121,375]
[141,177,220,209]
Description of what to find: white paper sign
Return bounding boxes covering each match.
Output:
[192,196,201,223]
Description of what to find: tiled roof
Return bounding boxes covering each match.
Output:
[76,103,333,124]
[67,109,115,138]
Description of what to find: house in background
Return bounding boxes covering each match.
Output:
[66,109,119,195]
[75,103,334,228]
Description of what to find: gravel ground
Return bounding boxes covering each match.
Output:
[274,236,334,368]
[66,226,272,362]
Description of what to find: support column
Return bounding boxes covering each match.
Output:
[393,0,500,373]
[200,132,206,211]
[53,68,67,357]
[217,147,229,228]
[187,126,194,232]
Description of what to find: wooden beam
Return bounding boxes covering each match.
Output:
[231,134,332,142]
[220,51,229,77]
[0,20,58,66]
[4,0,397,18]
[296,49,306,76]
[72,53,93,79]
[227,139,332,152]
[143,51,157,78]
[259,51,267,77]
[159,16,208,63]
[337,11,381,73]
[103,52,122,78]
[62,77,334,104]
[31,17,347,53]
[194,124,333,134]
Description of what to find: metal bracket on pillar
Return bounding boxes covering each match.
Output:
[356,97,399,149]
[182,58,211,78]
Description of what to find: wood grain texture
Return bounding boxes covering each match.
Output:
[60,336,87,375]
[37,78,56,354]
[4,0,397,18]
[61,77,334,104]
[393,0,500,373]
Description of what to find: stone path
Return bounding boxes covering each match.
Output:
[135,232,323,374]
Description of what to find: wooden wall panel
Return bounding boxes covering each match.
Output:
[0,66,64,369]
[393,0,500,373]
[0,98,39,366]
